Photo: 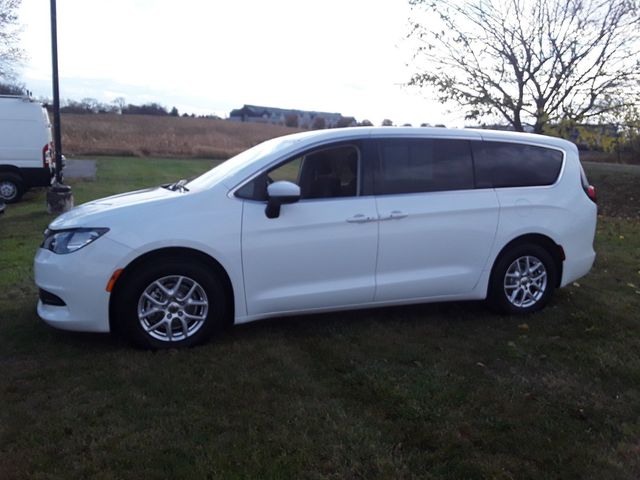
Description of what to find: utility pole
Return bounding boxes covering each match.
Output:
[46,0,74,214]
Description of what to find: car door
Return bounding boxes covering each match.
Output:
[372,137,500,301]
[240,142,379,316]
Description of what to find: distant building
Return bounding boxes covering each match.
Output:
[228,104,356,128]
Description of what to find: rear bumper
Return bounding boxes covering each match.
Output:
[561,249,596,287]
[22,167,54,188]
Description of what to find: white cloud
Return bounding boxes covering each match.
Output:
[17,0,465,126]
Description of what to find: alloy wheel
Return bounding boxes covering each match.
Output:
[137,275,209,342]
[503,255,548,308]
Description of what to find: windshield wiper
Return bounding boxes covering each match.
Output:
[162,179,190,192]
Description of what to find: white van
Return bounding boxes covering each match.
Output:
[0,95,55,202]
[34,128,597,348]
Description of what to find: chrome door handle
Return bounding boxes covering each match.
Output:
[346,214,374,223]
[390,210,408,219]
[380,210,408,220]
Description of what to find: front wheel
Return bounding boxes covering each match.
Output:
[488,244,557,314]
[115,257,229,348]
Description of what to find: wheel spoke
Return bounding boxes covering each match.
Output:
[523,289,534,303]
[143,292,167,307]
[140,307,162,319]
[165,319,173,341]
[153,280,172,296]
[171,276,184,296]
[179,318,189,337]
[509,287,520,304]
[145,317,166,333]
[177,283,197,302]
[187,299,207,307]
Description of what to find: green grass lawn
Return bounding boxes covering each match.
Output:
[1,158,639,479]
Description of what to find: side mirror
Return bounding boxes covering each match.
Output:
[265,181,301,218]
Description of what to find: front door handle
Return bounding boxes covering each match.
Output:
[346,214,374,223]
[380,210,408,221]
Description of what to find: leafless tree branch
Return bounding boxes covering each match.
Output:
[408,0,640,133]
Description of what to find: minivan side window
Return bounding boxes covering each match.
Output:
[374,138,474,195]
[236,144,360,201]
[473,141,563,188]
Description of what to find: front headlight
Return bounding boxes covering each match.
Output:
[41,228,109,254]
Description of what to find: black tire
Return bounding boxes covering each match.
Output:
[0,173,25,203]
[488,243,557,315]
[115,256,229,349]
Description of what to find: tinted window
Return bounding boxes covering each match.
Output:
[473,141,563,188]
[236,144,359,200]
[375,138,474,195]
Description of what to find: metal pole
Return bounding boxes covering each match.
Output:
[46,0,73,213]
[50,0,63,184]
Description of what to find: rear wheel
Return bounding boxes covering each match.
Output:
[488,243,557,314]
[0,173,25,203]
[115,257,229,348]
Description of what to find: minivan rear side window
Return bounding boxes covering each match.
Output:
[374,138,474,195]
[473,141,563,188]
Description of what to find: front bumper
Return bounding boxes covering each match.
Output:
[34,237,132,333]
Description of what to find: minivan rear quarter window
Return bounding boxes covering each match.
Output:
[375,138,474,195]
[473,141,563,188]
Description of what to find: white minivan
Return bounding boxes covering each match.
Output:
[34,128,597,348]
[0,95,55,202]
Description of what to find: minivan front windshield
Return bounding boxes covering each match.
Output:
[186,136,294,191]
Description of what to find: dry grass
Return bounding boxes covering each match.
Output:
[61,113,299,159]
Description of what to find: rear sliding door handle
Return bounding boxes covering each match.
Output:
[346,214,375,223]
[380,210,408,221]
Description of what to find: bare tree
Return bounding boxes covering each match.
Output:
[112,97,126,114]
[0,0,24,81]
[408,0,640,133]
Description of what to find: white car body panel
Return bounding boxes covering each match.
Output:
[34,236,130,332]
[373,188,500,301]
[0,97,52,168]
[241,196,378,315]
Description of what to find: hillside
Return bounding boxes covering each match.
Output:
[61,113,299,159]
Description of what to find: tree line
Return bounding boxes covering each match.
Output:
[57,97,186,117]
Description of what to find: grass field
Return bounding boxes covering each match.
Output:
[1,158,639,479]
[61,114,299,159]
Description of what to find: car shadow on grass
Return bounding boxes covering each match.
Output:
[225,299,494,342]
[37,299,516,352]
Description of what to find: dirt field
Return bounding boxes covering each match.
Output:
[61,113,299,159]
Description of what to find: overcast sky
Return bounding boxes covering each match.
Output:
[16,0,463,126]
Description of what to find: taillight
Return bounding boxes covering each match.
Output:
[42,143,51,167]
[579,164,596,204]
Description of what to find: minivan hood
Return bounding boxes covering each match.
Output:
[49,186,180,229]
